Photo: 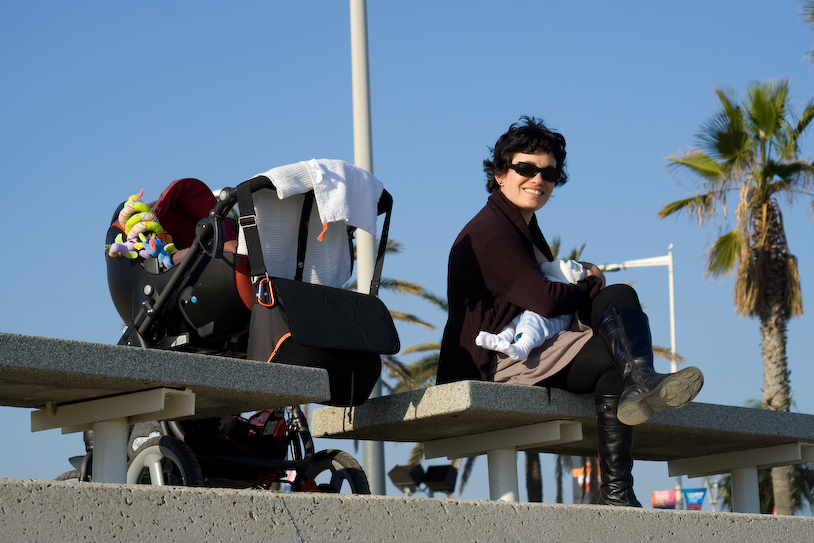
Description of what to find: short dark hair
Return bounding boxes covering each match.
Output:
[483,115,568,193]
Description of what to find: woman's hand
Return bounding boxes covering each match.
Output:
[579,262,606,290]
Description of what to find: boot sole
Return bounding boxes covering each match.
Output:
[617,367,704,426]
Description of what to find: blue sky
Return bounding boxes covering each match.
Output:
[2,1,814,511]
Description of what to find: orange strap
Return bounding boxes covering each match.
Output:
[267,332,292,363]
[317,222,329,242]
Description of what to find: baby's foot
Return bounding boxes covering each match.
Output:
[499,340,532,361]
[475,331,503,351]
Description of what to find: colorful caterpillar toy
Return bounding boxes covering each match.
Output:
[106,189,178,268]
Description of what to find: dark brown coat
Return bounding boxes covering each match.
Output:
[437,190,601,384]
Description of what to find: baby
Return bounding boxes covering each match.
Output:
[475,259,585,361]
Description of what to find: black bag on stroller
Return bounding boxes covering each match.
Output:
[235,173,399,406]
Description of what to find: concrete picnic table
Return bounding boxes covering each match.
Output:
[312,380,814,512]
[0,332,330,483]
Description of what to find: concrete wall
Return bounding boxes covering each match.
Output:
[1,479,813,542]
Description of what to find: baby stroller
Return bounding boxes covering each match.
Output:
[59,161,399,493]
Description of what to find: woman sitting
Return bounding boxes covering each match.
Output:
[437,116,704,506]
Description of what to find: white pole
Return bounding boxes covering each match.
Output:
[666,244,683,509]
[667,244,677,374]
[349,0,375,294]
[350,0,385,496]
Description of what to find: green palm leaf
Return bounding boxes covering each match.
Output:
[783,99,814,159]
[401,342,442,355]
[657,194,715,223]
[667,151,724,180]
[652,345,685,364]
[745,80,787,148]
[388,311,436,330]
[706,230,743,279]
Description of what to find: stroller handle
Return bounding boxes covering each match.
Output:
[212,187,238,218]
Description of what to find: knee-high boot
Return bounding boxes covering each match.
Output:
[598,306,704,426]
[595,394,641,506]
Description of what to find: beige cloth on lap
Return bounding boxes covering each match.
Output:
[486,315,593,385]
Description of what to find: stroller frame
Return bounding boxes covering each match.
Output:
[60,174,395,493]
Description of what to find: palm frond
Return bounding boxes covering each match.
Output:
[704,87,755,164]
[401,342,442,355]
[782,98,814,159]
[786,253,803,318]
[385,239,403,254]
[804,0,814,25]
[549,236,561,259]
[419,291,449,312]
[705,229,743,279]
[381,355,422,390]
[714,86,744,130]
[746,79,788,149]
[764,160,814,203]
[548,236,585,261]
[388,311,436,330]
[383,350,440,394]
[667,151,724,180]
[567,243,586,261]
[407,443,424,466]
[657,194,717,225]
[374,278,448,312]
[652,345,685,363]
[700,113,752,166]
[399,353,441,390]
[377,278,427,296]
[734,244,762,317]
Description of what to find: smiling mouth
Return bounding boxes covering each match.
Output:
[524,188,542,196]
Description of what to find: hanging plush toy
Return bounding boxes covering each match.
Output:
[107,232,138,259]
[107,189,177,268]
[142,235,177,269]
[117,189,165,242]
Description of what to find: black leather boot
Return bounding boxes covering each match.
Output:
[595,394,641,507]
[598,306,703,426]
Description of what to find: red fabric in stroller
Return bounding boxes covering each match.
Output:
[150,178,230,249]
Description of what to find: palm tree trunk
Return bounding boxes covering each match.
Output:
[760,306,795,514]
[525,451,543,502]
[556,454,568,503]
[755,205,795,515]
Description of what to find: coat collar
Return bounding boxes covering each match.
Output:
[487,190,554,262]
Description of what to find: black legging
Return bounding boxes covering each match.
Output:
[536,284,643,397]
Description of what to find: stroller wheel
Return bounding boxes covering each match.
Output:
[127,435,205,487]
[295,450,370,495]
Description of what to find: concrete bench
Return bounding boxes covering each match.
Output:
[311,380,814,513]
[0,332,330,483]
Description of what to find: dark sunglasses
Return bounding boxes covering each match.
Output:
[508,163,560,183]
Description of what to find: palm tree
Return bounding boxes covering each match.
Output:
[658,78,814,514]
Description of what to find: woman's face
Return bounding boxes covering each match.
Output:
[495,151,557,223]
